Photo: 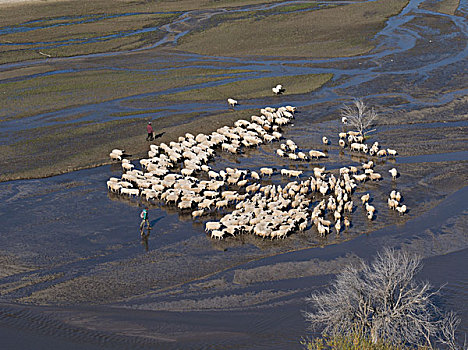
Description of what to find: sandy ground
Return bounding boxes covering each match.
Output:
[0,0,68,5]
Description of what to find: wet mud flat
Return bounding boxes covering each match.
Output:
[0,0,467,348]
[0,110,467,349]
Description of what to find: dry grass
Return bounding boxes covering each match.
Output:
[302,331,419,350]
[0,107,259,182]
[177,0,409,58]
[419,0,460,15]
[0,0,285,64]
[156,73,333,102]
[0,12,178,64]
[1,67,252,120]
[0,0,412,181]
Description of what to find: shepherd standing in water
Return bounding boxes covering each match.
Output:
[146,121,154,141]
[140,207,150,234]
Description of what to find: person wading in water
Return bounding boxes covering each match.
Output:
[140,207,150,235]
[146,122,154,141]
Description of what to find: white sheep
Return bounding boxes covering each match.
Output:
[237,179,248,187]
[297,152,308,160]
[361,193,370,204]
[215,199,229,210]
[362,161,374,170]
[205,221,222,232]
[353,174,367,182]
[122,162,134,172]
[181,168,194,177]
[298,221,308,231]
[107,182,122,193]
[369,172,382,181]
[319,184,328,195]
[291,170,303,178]
[365,203,375,214]
[344,201,353,213]
[260,167,274,177]
[109,152,121,161]
[309,150,327,159]
[285,139,296,148]
[322,136,329,145]
[192,209,205,219]
[208,170,220,180]
[144,189,158,201]
[343,216,351,229]
[377,149,388,157]
[272,131,282,140]
[350,142,364,152]
[387,148,397,156]
[211,230,225,240]
[227,98,238,107]
[389,168,398,180]
[246,183,261,193]
[178,200,193,210]
[111,149,125,156]
[395,192,402,202]
[250,171,260,180]
[118,181,133,188]
[388,198,398,210]
[120,188,139,196]
[397,205,407,215]
[335,219,341,234]
[272,84,284,95]
[349,166,358,174]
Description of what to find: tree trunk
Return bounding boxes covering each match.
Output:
[370,326,378,344]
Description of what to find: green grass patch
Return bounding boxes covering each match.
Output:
[0,12,181,65]
[1,67,255,120]
[109,109,167,118]
[157,73,333,102]
[0,107,260,182]
[419,0,460,14]
[177,0,409,58]
[0,0,290,64]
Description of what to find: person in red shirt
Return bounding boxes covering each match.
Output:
[146,122,154,141]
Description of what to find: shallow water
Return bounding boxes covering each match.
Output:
[0,0,467,348]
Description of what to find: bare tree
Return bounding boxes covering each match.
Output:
[303,248,462,349]
[341,98,378,136]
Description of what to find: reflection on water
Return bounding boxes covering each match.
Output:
[141,231,150,252]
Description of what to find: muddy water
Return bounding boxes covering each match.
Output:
[0,0,467,348]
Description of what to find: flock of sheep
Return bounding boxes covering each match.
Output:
[107,97,407,241]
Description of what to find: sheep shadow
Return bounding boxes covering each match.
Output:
[153,132,165,140]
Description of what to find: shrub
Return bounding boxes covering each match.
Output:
[303,248,462,349]
[341,98,378,136]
